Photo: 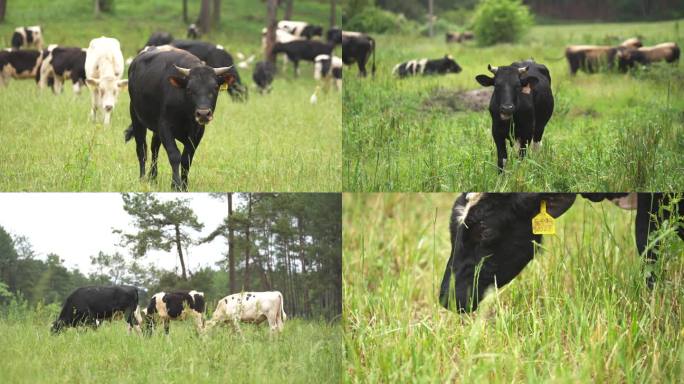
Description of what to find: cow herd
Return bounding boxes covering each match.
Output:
[51,285,288,336]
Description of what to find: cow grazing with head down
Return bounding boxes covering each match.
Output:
[11,26,43,50]
[187,24,200,39]
[146,32,174,47]
[85,36,127,125]
[565,37,641,75]
[277,20,323,40]
[340,31,375,77]
[253,60,276,93]
[617,42,680,71]
[446,31,474,43]
[38,46,87,94]
[125,46,235,191]
[205,291,286,334]
[0,49,42,86]
[143,290,205,335]
[51,285,142,334]
[439,193,684,313]
[475,60,554,172]
[314,54,342,91]
[393,55,462,78]
[272,40,334,77]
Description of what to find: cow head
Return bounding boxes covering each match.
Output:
[51,319,65,334]
[86,76,128,121]
[439,193,576,313]
[168,65,235,125]
[443,55,462,74]
[475,65,539,120]
[326,28,343,45]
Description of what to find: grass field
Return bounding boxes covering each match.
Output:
[0,306,341,384]
[344,20,684,191]
[0,0,341,192]
[343,193,684,382]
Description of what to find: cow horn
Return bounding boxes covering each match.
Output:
[174,65,191,77]
[213,66,233,76]
[518,66,528,74]
[488,64,498,74]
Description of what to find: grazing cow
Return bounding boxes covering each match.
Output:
[446,31,474,43]
[125,47,235,190]
[617,42,680,71]
[85,37,127,125]
[314,54,342,90]
[170,39,247,101]
[253,60,276,93]
[341,31,375,77]
[206,291,286,334]
[0,49,42,86]
[475,60,554,171]
[439,193,684,313]
[277,20,323,40]
[187,23,200,39]
[143,290,205,335]
[51,285,142,334]
[326,27,342,46]
[392,55,462,77]
[145,31,174,47]
[38,46,87,94]
[11,26,43,50]
[565,38,639,75]
[620,37,643,49]
[272,40,334,76]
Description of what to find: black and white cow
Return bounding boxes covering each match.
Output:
[277,20,323,40]
[51,285,142,334]
[38,46,87,94]
[206,291,287,334]
[392,55,462,77]
[252,60,276,93]
[341,31,375,77]
[0,49,42,86]
[170,39,247,101]
[187,23,200,39]
[439,193,684,313]
[126,46,235,191]
[475,60,554,172]
[11,26,43,50]
[145,31,174,47]
[143,290,205,335]
[272,40,334,77]
[314,54,342,91]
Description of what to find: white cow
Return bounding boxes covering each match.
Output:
[206,291,286,334]
[277,20,309,37]
[85,36,127,125]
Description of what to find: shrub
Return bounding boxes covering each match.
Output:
[345,7,405,34]
[471,0,533,46]
[419,18,459,37]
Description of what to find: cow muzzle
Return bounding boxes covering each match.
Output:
[500,104,514,120]
[195,108,213,124]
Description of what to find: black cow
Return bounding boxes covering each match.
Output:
[475,60,554,172]
[253,60,276,93]
[51,285,141,333]
[393,55,462,77]
[37,46,87,94]
[125,47,235,191]
[439,193,684,313]
[143,290,206,335]
[272,40,334,77]
[0,49,42,86]
[146,32,174,47]
[300,25,324,40]
[326,27,342,46]
[341,31,375,77]
[170,39,247,101]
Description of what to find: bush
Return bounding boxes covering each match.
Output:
[471,0,533,46]
[419,18,458,37]
[345,7,405,34]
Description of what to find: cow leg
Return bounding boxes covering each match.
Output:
[132,127,147,180]
[163,318,170,335]
[149,133,161,182]
[293,60,300,77]
[158,126,183,190]
[636,194,660,288]
[358,60,367,77]
[72,80,82,95]
[492,121,508,172]
[180,131,203,191]
[54,75,64,94]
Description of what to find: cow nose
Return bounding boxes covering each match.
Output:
[195,108,212,121]
[104,105,113,112]
[501,104,514,114]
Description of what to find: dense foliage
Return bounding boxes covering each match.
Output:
[472,0,533,46]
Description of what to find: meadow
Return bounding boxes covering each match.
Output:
[0,0,341,192]
[343,193,684,382]
[0,304,341,384]
[344,20,684,191]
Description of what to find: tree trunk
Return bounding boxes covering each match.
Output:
[213,0,221,26]
[0,0,7,22]
[297,215,310,316]
[94,0,101,18]
[199,0,211,34]
[182,0,189,23]
[174,224,188,280]
[284,0,293,20]
[265,0,278,62]
[227,193,236,293]
[428,0,434,38]
[329,0,337,28]
[244,194,253,290]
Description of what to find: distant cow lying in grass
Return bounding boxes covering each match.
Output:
[439,193,684,313]
[205,291,286,334]
[143,290,205,335]
[475,60,554,172]
[617,42,680,71]
[392,55,462,78]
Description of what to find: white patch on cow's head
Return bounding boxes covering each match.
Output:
[521,85,531,94]
[216,44,224,50]
[455,193,483,226]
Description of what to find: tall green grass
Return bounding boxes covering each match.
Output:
[0,0,341,192]
[343,194,684,382]
[0,306,341,384]
[344,20,684,191]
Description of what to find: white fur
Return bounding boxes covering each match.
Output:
[206,291,286,334]
[85,36,126,125]
[455,193,483,226]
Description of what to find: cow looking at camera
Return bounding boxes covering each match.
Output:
[85,36,127,125]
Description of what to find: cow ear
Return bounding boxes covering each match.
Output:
[475,74,494,87]
[117,79,128,89]
[539,194,576,218]
[218,73,236,86]
[521,75,539,89]
[168,76,187,88]
[86,78,99,87]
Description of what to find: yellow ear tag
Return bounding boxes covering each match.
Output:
[532,200,555,235]
[219,83,228,91]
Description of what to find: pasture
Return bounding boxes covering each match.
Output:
[343,20,684,191]
[0,0,341,192]
[0,304,341,384]
[343,194,684,382]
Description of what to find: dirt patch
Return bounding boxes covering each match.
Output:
[422,88,493,113]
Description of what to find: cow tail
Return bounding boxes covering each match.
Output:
[370,37,376,76]
[124,125,134,142]
[279,292,286,322]
[672,45,680,62]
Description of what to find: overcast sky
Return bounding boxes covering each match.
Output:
[0,193,237,275]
